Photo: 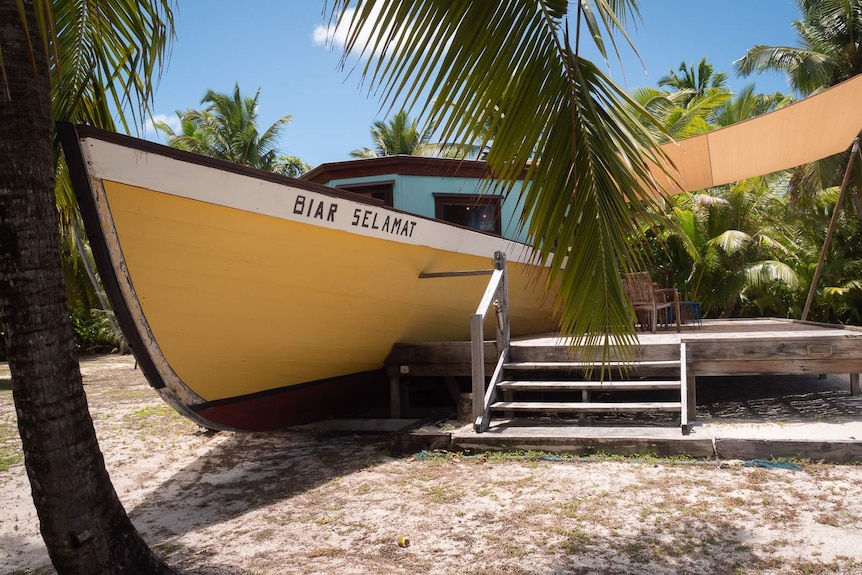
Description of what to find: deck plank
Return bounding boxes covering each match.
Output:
[490,401,683,413]
[498,380,681,391]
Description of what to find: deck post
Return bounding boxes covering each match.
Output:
[471,313,485,428]
[389,374,402,419]
[680,342,689,433]
[686,372,696,421]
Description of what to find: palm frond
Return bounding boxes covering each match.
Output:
[744,260,799,289]
[328,0,671,353]
[51,0,175,133]
[708,230,752,255]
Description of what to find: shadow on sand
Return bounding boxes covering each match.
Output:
[128,429,389,542]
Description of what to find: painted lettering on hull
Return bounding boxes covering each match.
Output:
[292,193,418,239]
[351,208,417,238]
[293,195,338,222]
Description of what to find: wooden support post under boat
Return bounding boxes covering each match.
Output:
[444,376,462,404]
[389,374,401,419]
[580,390,589,424]
[852,373,861,396]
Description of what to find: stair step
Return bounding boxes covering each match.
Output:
[490,401,683,413]
[497,380,682,391]
[504,360,680,371]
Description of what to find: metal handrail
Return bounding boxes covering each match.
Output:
[471,252,509,432]
[417,251,511,433]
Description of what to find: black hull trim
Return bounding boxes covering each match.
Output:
[57,122,166,392]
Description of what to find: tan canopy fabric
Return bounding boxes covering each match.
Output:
[648,74,862,195]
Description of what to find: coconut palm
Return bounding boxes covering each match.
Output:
[735,0,862,96]
[736,0,862,215]
[351,110,435,157]
[711,84,791,127]
[326,0,672,352]
[155,83,308,175]
[629,85,730,141]
[350,109,473,158]
[696,181,798,318]
[0,0,177,572]
[658,58,729,107]
[735,0,862,321]
[652,178,799,318]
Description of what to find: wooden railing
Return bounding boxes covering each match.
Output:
[471,252,510,432]
[417,251,510,433]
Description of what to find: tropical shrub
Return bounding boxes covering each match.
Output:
[69,309,120,354]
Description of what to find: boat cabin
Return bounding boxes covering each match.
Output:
[302,156,530,243]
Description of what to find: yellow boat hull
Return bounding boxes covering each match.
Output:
[60,125,557,430]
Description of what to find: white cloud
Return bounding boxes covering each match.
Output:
[142,113,180,143]
[312,5,420,59]
[313,7,366,54]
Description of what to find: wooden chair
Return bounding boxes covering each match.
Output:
[621,272,681,333]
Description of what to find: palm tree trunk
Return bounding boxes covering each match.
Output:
[0,1,174,573]
[802,139,861,321]
[721,296,738,319]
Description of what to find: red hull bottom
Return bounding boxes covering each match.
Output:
[188,370,388,431]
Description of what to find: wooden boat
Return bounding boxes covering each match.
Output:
[59,124,558,431]
[57,77,862,432]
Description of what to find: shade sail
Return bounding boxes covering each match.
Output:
[648,74,862,195]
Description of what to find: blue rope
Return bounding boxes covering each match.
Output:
[743,459,803,471]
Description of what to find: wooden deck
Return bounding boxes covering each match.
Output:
[385,318,862,421]
[390,318,862,379]
[516,318,862,380]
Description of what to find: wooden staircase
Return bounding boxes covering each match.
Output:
[411,251,692,436]
[481,343,692,435]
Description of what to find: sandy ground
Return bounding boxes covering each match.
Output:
[2,355,862,575]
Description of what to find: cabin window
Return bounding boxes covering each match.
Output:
[434,194,502,235]
[335,181,394,207]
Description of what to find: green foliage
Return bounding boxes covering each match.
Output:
[70,309,119,354]
[736,0,862,96]
[642,176,801,319]
[641,175,862,325]
[350,110,469,158]
[155,83,309,174]
[737,279,799,318]
[274,155,312,177]
[351,110,436,158]
[802,214,862,323]
[736,0,862,216]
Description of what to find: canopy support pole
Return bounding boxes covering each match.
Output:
[801,138,861,321]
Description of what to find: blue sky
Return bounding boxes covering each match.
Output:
[147,1,803,168]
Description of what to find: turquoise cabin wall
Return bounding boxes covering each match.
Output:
[326,174,530,244]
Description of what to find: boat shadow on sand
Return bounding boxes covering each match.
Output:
[127,428,388,542]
